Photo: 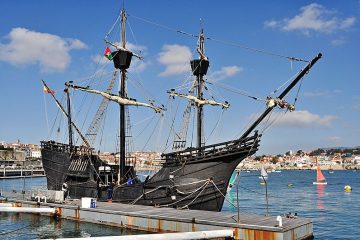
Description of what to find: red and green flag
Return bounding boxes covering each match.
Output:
[104,47,112,60]
[43,85,55,94]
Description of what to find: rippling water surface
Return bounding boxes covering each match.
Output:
[222,170,360,240]
[0,177,148,239]
[1,170,359,239]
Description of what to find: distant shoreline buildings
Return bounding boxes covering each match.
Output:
[1,141,359,170]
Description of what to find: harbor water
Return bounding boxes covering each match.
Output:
[223,170,360,240]
[1,170,359,239]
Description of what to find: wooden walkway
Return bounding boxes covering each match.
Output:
[5,195,313,240]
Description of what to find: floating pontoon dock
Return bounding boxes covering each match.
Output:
[3,194,313,240]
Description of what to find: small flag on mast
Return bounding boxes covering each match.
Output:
[104,47,113,60]
[43,85,55,94]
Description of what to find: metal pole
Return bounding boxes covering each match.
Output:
[237,181,240,222]
[263,176,269,216]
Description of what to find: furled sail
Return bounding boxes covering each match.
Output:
[72,85,164,113]
[168,90,229,108]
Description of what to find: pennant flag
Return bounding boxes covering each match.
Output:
[43,85,55,94]
[104,47,113,60]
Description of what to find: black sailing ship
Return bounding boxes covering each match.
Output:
[41,9,322,212]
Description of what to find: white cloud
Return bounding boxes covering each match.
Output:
[270,110,336,128]
[264,3,356,35]
[0,28,87,72]
[209,66,243,81]
[157,44,192,76]
[130,59,148,72]
[325,136,341,143]
[91,54,108,65]
[330,38,346,46]
[68,38,87,49]
[126,42,147,54]
[353,103,360,110]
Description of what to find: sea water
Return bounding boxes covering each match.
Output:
[222,170,360,240]
[0,177,149,239]
[1,171,359,239]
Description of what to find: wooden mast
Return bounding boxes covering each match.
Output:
[119,9,127,183]
[197,30,204,149]
[65,81,73,152]
[191,29,209,149]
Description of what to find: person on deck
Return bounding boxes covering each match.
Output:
[107,181,115,201]
[127,178,134,185]
[62,181,68,200]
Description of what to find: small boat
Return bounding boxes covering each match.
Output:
[313,164,327,185]
[227,170,240,193]
[259,165,268,180]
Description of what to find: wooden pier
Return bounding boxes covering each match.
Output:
[3,194,313,240]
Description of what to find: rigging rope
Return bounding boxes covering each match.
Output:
[141,113,162,151]
[207,37,308,62]
[105,13,121,39]
[208,80,263,101]
[205,109,225,143]
[269,70,302,96]
[128,13,198,38]
[128,13,308,62]
[292,78,303,107]
[162,97,180,153]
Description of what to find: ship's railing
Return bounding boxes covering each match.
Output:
[40,141,93,155]
[162,132,261,165]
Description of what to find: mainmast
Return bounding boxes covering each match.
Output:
[191,29,209,149]
[64,81,74,152]
[119,9,128,183]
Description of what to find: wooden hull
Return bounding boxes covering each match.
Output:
[41,133,261,212]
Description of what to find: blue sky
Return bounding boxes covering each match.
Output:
[0,1,359,154]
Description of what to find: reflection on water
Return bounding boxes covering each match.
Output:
[223,170,360,240]
[316,184,325,210]
[0,177,151,239]
[0,213,150,240]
